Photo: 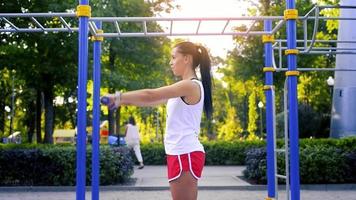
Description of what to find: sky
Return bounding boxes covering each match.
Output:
[156,0,250,58]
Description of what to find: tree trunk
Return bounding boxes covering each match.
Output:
[243,95,248,132]
[43,89,54,144]
[115,107,121,136]
[26,100,36,143]
[0,99,5,137]
[108,109,116,135]
[36,90,42,143]
[108,41,116,135]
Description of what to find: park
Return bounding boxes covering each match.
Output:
[1,0,356,200]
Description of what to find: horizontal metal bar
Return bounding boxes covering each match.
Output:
[1,11,355,21]
[318,5,356,9]
[0,28,79,32]
[275,47,356,51]
[97,31,271,37]
[300,16,356,20]
[275,39,356,44]
[300,51,356,55]
[277,174,287,179]
[275,149,286,153]
[0,13,76,18]
[90,16,284,22]
[276,68,356,72]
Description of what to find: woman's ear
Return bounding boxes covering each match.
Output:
[184,54,193,66]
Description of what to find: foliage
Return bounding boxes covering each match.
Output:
[0,0,349,143]
[219,0,340,140]
[0,144,133,186]
[90,0,175,136]
[0,0,175,143]
[243,137,356,184]
[247,90,258,135]
[140,140,266,165]
[140,142,166,165]
[217,105,243,141]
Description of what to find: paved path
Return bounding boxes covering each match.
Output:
[2,190,356,200]
[0,165,355,200]
[131,165,249,188]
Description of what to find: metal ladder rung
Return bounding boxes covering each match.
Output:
[276,174,287,179]
[275,148,286,153]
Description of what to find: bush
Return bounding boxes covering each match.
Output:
[243,137,356,184]
[243,148,267,184]
[0,144,133,186]
[140,143,166,165]
[204,141,265,165]
[140,140,265,165]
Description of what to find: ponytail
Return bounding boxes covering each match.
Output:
[197,46,213,119]
[174,42,213,119]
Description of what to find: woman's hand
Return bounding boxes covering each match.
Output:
[101,91,121,110]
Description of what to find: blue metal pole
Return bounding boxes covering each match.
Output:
[286,0,300,200]
[91,21,102,200]
[264,20,276,199]
[76,0,89,200]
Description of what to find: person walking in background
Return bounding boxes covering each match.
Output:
[125,116,144,169]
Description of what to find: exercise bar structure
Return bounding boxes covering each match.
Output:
[1,1,356,200]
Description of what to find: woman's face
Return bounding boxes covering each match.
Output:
[170,47,190,77]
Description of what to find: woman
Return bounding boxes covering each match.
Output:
[104,41,213,200]
[124,116,144,169]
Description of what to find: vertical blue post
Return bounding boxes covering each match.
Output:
[76,0,90,200]
[286,0,300,200]
[264,20,276,199]
[92,21,102,200]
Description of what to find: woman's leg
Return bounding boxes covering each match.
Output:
[169,171,198,200]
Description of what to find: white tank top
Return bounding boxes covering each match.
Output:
[164,79,205,155]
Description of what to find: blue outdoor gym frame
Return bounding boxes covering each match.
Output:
[3,1,356,200]
[70,1,298,198]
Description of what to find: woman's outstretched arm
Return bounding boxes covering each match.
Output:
[119,80,197,107]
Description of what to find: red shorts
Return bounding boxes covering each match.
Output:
[166,151,205,182]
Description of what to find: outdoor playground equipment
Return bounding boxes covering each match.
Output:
[1,0,356,200]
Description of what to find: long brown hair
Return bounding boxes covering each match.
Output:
[174,41,213,119]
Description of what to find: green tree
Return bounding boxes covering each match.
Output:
[1,0,78,143]
[217,105,243,141]
[91,0,175,136]
[221,0,339,138]
[0,68,13,137]
[247,90,258,135]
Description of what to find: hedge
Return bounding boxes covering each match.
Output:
[2,137,355,186]
[139,138,356,166]
[139,140,266,165]
[243,137,356,184]
[0,144,133,186]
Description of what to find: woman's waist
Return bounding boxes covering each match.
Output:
[164,131,200,144]
[165,127,199,135]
